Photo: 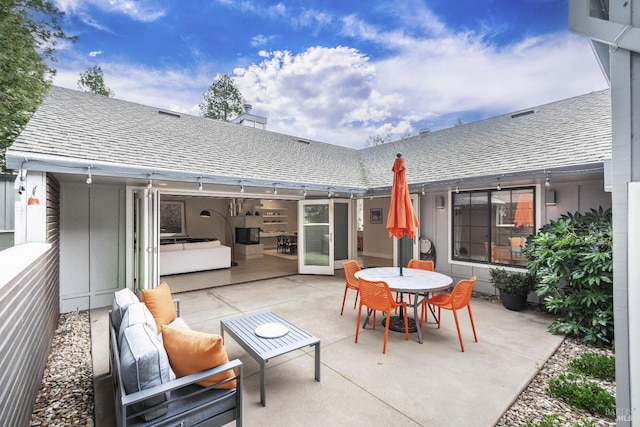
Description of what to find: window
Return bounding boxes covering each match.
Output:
[452,187,535,267]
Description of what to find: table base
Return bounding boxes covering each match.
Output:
[383,315,417,333]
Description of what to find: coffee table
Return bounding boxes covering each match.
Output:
[220,310,321,406]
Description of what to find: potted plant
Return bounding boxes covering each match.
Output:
[489,268,536,311]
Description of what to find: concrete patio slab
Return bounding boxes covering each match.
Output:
[92,274,563,426]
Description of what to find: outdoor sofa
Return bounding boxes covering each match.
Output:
[109,285,243,426]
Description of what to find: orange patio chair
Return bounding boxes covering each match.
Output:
[407,259,434,271]
[419,276,478,352]
[406,258,435,317]
[355,278,409,354]
[341,260,362,315]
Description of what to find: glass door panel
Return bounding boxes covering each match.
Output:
[298,200,334,274]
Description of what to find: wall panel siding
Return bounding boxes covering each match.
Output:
[60,182,126,312]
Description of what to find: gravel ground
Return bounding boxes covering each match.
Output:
[30,311,94,427]
[31,306,616,426]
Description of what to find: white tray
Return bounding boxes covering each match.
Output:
[255,322,289,338]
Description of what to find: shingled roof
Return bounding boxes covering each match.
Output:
[7,86,611,193]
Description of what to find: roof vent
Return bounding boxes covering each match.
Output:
[419,128,431,136]
[511,110,534,119]
[297,139,311,144]
[242,103,252,113]
[158,110,181,118]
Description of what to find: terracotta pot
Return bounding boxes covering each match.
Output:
[28,197,40,206]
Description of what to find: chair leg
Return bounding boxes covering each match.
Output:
[436,307,442,329]
[353,289,359,309]
[355,304,363,343]
[402,307,409,341]
[452,309,465,352]
[467,305,478,342]
[383,314,389,354]
[341,286,349,315]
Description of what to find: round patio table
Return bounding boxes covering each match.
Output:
[354,267,453,344]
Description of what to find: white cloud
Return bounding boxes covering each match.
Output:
[55,0,166,24]
[51,1,608,149]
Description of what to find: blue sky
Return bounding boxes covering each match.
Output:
[51,0,607,148]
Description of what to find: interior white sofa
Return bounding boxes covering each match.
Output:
[160,241,231,275]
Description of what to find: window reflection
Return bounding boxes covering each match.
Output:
[452,187,535,266]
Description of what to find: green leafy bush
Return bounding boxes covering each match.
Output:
[525,415,595,427]
[570,353,615,382]
[490,268,537,296]
[547,373,615,417]
[522,207,613,346]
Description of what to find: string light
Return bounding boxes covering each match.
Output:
[273,186,278,195]
[303,188,307,198]
[455,182,459,194]
[240,184,245,193]
[350,192,354,199]
[496,178,501,191]
[421,186,425,196]
[86,167,92,185]
[147,175,153,189]
[545,175,551,187]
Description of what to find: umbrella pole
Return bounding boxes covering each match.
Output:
[399,239,403,276]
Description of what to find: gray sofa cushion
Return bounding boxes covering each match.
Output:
[118,302,157,347]
[120,323,171,421]
[111,288,139,330]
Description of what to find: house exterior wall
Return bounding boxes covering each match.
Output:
[59,181,126,313]
[421,178,610,296]
[0,174,15,251]
[0,243,58,427]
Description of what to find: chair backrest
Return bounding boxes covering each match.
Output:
[342,260,361,288]
[358,278,395,311]
[407,259,434,271]
[449,276,477,310]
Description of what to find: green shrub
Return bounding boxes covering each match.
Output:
[524,415,595,427]
[547,373,615,417]
[522,207,613,346]
[570,353,615,382]
[490,268,537,296]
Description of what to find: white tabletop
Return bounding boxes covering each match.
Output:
[354,267,453,293]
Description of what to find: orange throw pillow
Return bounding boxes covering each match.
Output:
[162,326,237,389]
[141,281,176,331]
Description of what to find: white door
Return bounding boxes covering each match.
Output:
[133,188,159,291]
[297,199,344,274]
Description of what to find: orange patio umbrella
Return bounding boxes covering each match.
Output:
[513,193,534,228]
[386,153,420,275]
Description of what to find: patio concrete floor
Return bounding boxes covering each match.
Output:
[91,274,563,426]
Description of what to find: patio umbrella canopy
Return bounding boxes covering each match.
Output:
[386,153,420,275]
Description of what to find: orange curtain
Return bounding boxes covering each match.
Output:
[386,155,420,239]
[513,193,533,228]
